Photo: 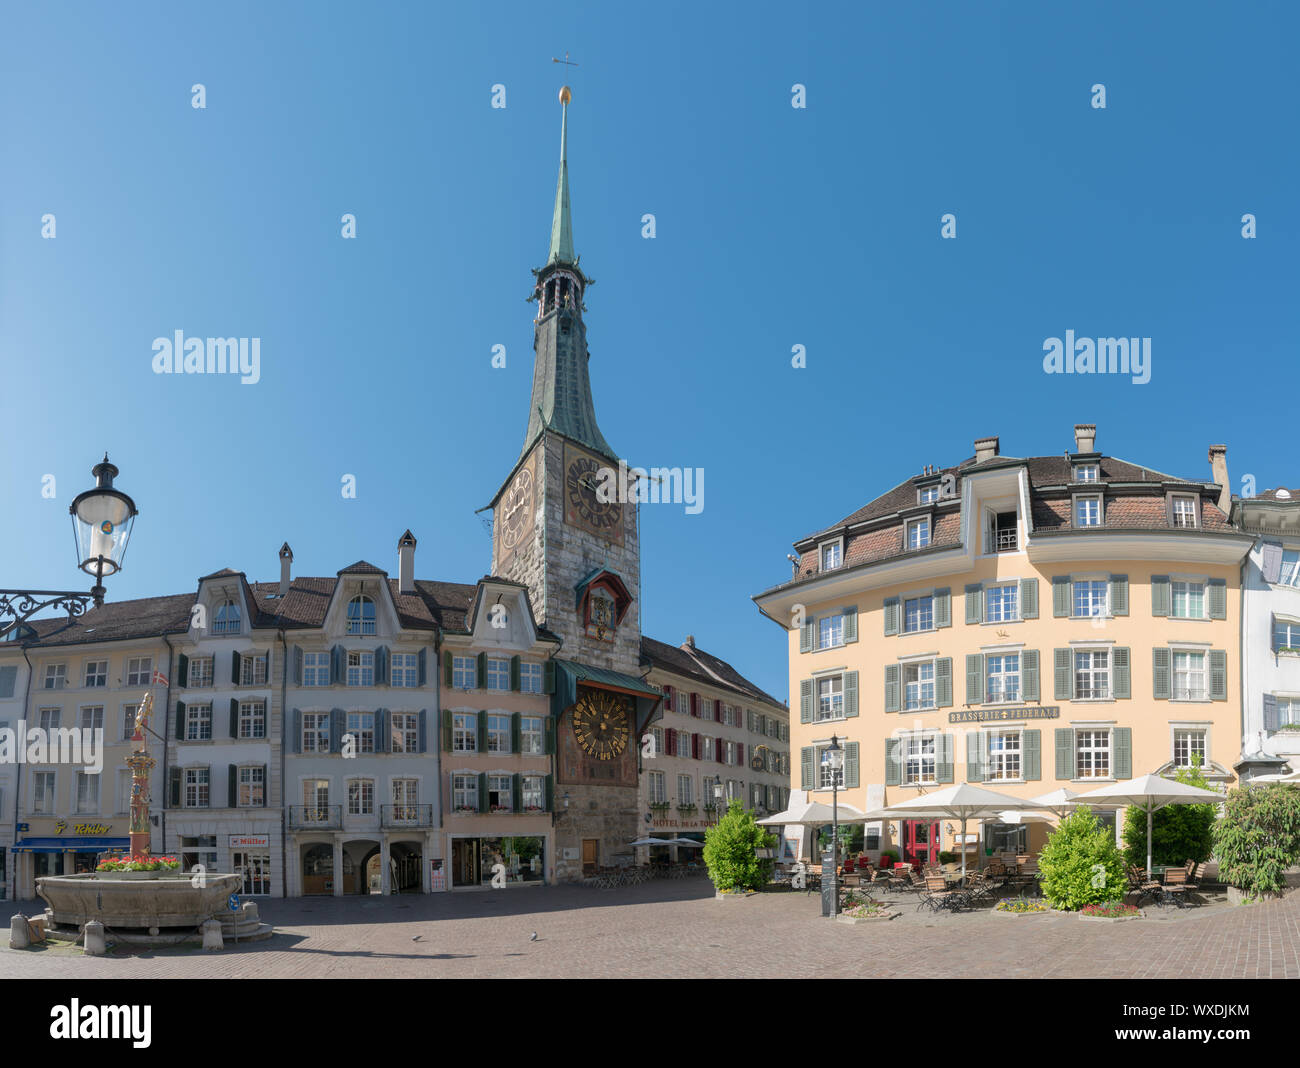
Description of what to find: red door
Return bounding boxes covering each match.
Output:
[902,821,939,869]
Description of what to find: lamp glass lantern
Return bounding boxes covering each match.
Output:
[69,455,137,598]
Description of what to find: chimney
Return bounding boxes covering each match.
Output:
[398,530,417,594]
[973,436,999,464]
[683,635,696,650]
[278,542,293,597]
[1208,446,1230,514]
[1073,423,1097,454]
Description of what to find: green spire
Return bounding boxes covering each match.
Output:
[547,88,575,265]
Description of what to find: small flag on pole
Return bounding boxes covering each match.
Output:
[152,670,169,687]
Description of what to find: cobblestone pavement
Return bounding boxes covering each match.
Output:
[3,881,1297,979]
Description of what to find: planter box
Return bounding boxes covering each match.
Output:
[992,907,1050,917]
[836,910,898,924]
[1078,910,1145,922]
[715,890,757,900]
[1228,886,1287,905]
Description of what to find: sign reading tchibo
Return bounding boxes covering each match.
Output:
[948,706,1060,724]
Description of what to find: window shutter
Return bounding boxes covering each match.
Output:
[1055,729,1073,780]
[885,739,901,786]
[0,666,14,699]
[175,700,186,740]
[228,764,238,808]
[663,684,674,711]
[418,647,427,687]
[933,590,951,629]
[511,712,521,753]
[512,774,522,813]
[844,671,859,717]
[1023,730,1041,781]
[737,742,744,766]
[714,699,722,722]
[177,653,189,688]
[545,774,554,812]
[232,650,241,684]
[1264,694,1281,732]
[545,716,556,754]
[964,584,983,624]
[800,679,813,723]
[476,652,486,689]
[1109,575,1129,616]
[331,645,344,684]
[476,711,487,752]
[799,618,815,653]
[418,709,427,753]
[692,733,700,759]
[376,708,389,753]
[264,648,273,684]
[665,728,675,756]
[843,605,859,642]
[1019,579,1038,619]
[543,659,556,694]
[229,698,239,739]
[1112,647,1131,699]
[965,654,984,705]
[169,767,182,807]
[690,692,699,718]
[1114,727,1133,779]
[1053,648,1071,701]
[884,598,900,636]
[477,772,488,814]
[1262,542,1284,584]
[330,708,344,753]
[845,742,860,789]
[261,764,269,807]
[966,732,985,782]
[1052,577,1070,617]
[801,747,814,790]
[1022,649,1040,702]
[443,651,454,686]
[1152,647,1172,700]
[1208,579,1227,620]
[442,711,453,752]
[1151,575,1171,616]
[292,709,301,754]
[936,734,954,783]
[293,645,303,685]
[510,655,521,691]
[884,664,900,714]
[714,738,722,762]
[376,646,390,685]
[1209,649,1227,700]
[935,658,953,707]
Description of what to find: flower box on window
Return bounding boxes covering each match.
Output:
[649,801,671,813]
[455,804,477,813]
[490,804,511,813]
[677,804,697,815]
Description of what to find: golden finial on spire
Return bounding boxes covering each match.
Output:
[559,85,572,105]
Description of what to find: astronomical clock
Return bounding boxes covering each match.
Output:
[558,686,638,787]
[563,442,623,546]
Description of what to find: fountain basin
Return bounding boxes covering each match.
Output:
[37,872,243,929]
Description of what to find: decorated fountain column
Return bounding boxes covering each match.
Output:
[126,690,157,856]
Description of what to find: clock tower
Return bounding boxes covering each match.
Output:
[488,87,660,880]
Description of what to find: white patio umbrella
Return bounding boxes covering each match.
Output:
[668,838,704,848]
[1071,774,1223,879]
[877,783,1054,879]
[759,798,868,862]
[1029,787,1085,817]
[628,836,675,847]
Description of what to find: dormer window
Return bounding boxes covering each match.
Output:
[346,595,376,635]
[1171,495,1198,529]
[919,485,940,504]
[820,541,842,571]
[213,599,241,635]
[906,518,930,550]
[1074,494,1103,527]
[989,511,1018,553]
[1073,464,1099,482]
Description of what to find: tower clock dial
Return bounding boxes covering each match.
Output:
[565,453,622,537]
[499,466,535,552]
[571,689,631,760]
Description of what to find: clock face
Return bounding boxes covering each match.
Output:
[571,690,631,760]
[499,466,535,553]
[564,451,622,539]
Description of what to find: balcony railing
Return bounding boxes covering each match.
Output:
[288,804,342,829]
[993,528,1018,553]
[1172,687,1208,701]
[380,804,433,828]
[1074,685,1111,700]
[985,688,1021,704]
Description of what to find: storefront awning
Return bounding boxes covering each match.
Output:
[12,837,129,853]
[551,658,663,733]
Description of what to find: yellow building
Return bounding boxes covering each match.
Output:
[754,425,1251,865]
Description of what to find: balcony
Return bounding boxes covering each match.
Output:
[993,527,1018,553]
[380,804,433,828]
[288,804,342,829]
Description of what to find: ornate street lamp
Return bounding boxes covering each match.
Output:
[823,734,845,916]
[0,454,138,639]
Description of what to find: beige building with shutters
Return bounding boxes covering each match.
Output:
[755,425,1250,865]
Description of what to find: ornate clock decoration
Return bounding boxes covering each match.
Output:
[571,689,631,760]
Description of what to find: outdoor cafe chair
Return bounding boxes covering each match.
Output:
[1160,866,1195,908]
[919,873,964,913]
[1127,865,1162,907]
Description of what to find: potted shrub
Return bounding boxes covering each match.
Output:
[703,800,775,897]
[1038,807,1127,911]
[1212,782,1300,902]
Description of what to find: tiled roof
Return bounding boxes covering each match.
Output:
[15,593,197,648]
[640,636,786,710]
[1250,489,1300,503]
[337,561,386,575]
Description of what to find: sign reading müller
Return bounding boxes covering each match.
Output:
[948,706,1060,724]
[229,834,270,850]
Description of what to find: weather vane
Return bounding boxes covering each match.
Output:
[551,51,578,71]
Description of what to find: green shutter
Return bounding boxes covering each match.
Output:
[883,598,900,636]
[476,652,486,689]
[1020,578,1038,619]
[544,774,554,812]
[884,739,900,786]
[1021,649,1040,702]
[231,650,241,684]
[935,657,953,707]
[261,764,269,807]
[477,772,488,813]
[1053,648,1072,701]
[1151,575,1171,617]
[1113,727,1132,779]
[1208,579,1227,620]
[543,659,556,694]
[965,654,984,704]
[1109,575,1129,616]
[843,671,859,717]
[800,678,813,723]
[476,711,487,752]
[799,618,815,653]
[228,764,238,808]
[1152,647,1171,700]
[1052,577,1070,617]
[934,589,951,629]
[965,584,983,624]
[1023,730,1041,781]
[442,711,453,751]
[512,774,522,812]
[966,731,985,782]
[884,664,900,713]
[844,742,860,789]
[843,606,858,643]
[936,734,954,783]
[175,700,186,739]
[443,651,453,686]
[510,655,521,691]
[544,715,556,754]
[801,747,814,790]
[177,653,189,688]
[1055,728,1073,780]
[169,767,182,807]
[1209,649,1227,700]
[229,698,239,739]
[511,712,521,753]
[1113,647,1131,699]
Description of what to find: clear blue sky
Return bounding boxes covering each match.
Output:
[2,1,1296,702]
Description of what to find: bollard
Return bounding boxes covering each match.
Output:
[9,915,29,950]
[83,921,106,956]
[201,917,224,951]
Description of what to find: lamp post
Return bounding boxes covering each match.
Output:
[0,454,138,640]
[823,735,844,917]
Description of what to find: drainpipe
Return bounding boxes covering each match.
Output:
[279,628,288,897]
[17,644,35,900]
[161,635,176,857]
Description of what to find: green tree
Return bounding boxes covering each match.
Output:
[1038,806,1127,910]
[703,800,776,892]
[1212,783,1300,897]
[1122,759,1216,869]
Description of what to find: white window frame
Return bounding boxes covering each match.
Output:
[677,774,694,806]
[901,732,937,786]
[818,613,845,650]
[985,729,1023,783]
[1171,650,1208,702]
[125,656,152,687]
[485,658,511,692]
[238,765,265,807]
[347,711,375,753]
[75,770,100,813]
[984,583,1019,624]
[303,652,330,687]
[815,675,844,721]
[239,699,267,739]
[903,659,936,712]
[391,653,418,688]
[1073,493,1103,527]
[819,538,843,571]
[83,659,108,688]
[903,594,934,633]
[1277,549,1300,589]
[520,716,544,755]
[519,662,544,693]
[240,653,269,686]
[1073,648,1111,701]
[649,770,666,804]
[184,767,210,808]
[1170,495,1198,529]
[486,712,511,753]
[390,712,418,753]
[1074,727,1112,780]
[906,517,930,550]
[1072,578,1109,620]
[451,774,478,812]
[43,664,67,690]
[1170,579,1207,621]
[186,702,213,741]
[347,777,375,815]
[451,656,476,689]
[302,712,329,753]
[453,712,477,752]
[346,651,375,688]
[985,653,1021,704]
[1172,727,1208,770]
[188,656,214,688]
[1073,463,1099,483]
[33,771,56,813]
[919,485,940,504]
[346,595,377,635]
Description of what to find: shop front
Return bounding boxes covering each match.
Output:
[448,835,546,888]
[12,820,130,899]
